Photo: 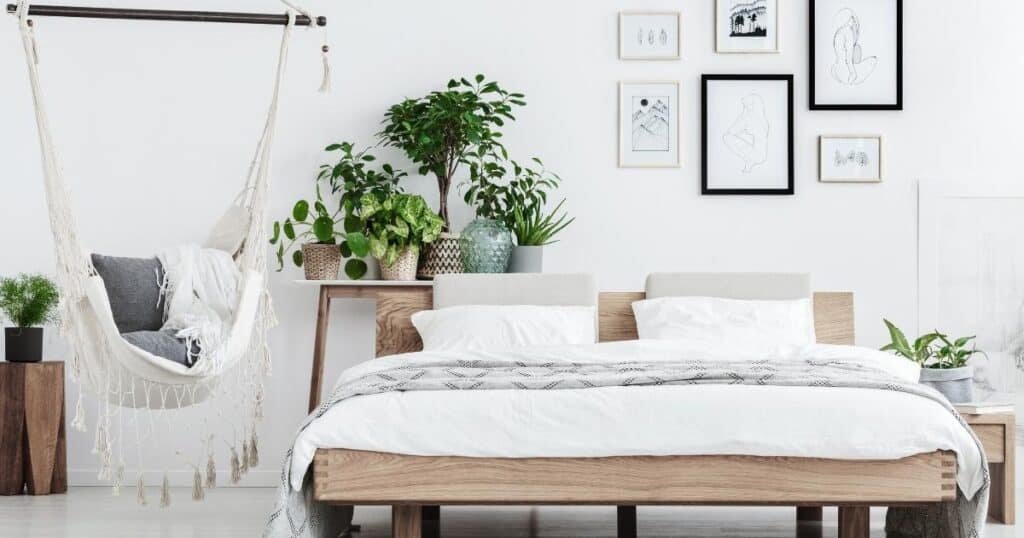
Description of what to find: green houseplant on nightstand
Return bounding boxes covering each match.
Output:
[0,273,59,363]
[881,319,986,403]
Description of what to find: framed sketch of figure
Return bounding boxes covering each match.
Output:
[702,75,793,195]
[716,0,780,53]
[619,81,681,168]
[810,0,903,110]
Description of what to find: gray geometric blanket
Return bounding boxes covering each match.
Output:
[264,357,989,538]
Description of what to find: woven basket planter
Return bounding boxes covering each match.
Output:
[301,243,341,280]
[379,248,419,281]
[417,232,464,279]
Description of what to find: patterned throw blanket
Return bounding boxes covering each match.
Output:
[265,357,989,538]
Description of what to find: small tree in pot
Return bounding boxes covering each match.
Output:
[0,274,59,363]
[378,75,525,277]
[881,319,986,403]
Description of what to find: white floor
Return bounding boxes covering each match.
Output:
[0,487,1020,537]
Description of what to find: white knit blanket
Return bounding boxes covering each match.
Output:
[157,245,240,368]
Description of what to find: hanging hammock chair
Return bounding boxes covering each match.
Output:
[12,0,326,500]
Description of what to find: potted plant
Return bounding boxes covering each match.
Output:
[271,143,405,280]
[881,320,986,403]
[378,74,525,278]
[0,273,59,363]
[463,158,574,273]
[359,193,444,281]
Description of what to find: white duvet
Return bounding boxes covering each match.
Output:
[289,339,985,501]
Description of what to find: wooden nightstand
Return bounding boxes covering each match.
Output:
[956,407,1015,524]
[0,362,67,496]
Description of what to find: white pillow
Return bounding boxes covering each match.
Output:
[411,305,597,351]
[631,296,817,350]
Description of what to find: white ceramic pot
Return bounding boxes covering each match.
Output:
[508,245,544,273]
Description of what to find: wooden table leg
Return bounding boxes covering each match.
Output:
[797,507,823,522]
[422,505,440,538]
[392,505,422,538]
[838,506,869,538]
[0,364,26,495]
[308,286,332,413]
[617,505,637,538]
[989,414,1015,524]
[796,506,824,538]
[23,363,65,495]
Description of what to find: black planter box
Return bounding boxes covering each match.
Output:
[5,327,43,363]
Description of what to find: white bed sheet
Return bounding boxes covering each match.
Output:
[289,340,984,500]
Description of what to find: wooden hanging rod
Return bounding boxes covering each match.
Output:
[6,4,326,26]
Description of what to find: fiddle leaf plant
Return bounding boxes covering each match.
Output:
[359,193,444,267]
[271,143,404,280]
[378,74,526,230]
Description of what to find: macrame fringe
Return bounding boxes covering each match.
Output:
[230,447,242,484]
[70,393,87,432]
[136,475,147,506]
[205,453,217,489]
[192,468,205,501]
[319,45,331,93]
[249,432,260,467]
[160,473,171,507]
[111,464,125,496]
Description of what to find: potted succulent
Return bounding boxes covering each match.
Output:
[0,273,59,363]
[378,74,525,278]
[271,143,405,280]
[881,320,986,403]
[463,158,573,273]
[359,193,444,281]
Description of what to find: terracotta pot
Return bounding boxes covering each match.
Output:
[379,248,418,281]
[301,243,341,280]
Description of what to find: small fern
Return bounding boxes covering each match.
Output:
[0,273,59,327]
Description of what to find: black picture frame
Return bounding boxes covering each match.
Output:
[701,74,795,196]
[809,0,903,111]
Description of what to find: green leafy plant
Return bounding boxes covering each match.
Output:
[881,319,985,369]
[0,274,59,328]
[378,74,525,230]
[463,158,574,246]
[270,144,404,279]
[360,193,444,267]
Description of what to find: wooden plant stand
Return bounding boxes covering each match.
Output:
[0,361,67,495]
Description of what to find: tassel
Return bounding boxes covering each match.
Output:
[240,439,250,474]
[160,473,171,507]
[111,464,125,496]
[230,447,241,484]
[205,453,217,489]
[136,475,147,506]
[192,468,205,501]
[71,394,87,432]
[318,45,331,93]
[249,432,259,468]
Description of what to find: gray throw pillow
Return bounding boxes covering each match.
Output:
[122,330,200,367]
[90,254,165,334]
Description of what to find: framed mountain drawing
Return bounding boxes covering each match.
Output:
[716,0,780,53]
[810,0,903,110]
[618,81,680,168]
[702,75,793,195]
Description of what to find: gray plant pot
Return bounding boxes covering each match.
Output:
[919,366,974,403]
[508,246,544,273]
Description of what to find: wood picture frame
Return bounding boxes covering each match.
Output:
[715,0,780,54]
[619,11,681,61]
[701,74,794,195]
[818,135,883,183]
[809,0,904,110]
[618,80,681,169]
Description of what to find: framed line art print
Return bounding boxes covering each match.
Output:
[810,0,903,110]
[702,75,793,195]
[716,0,780,53]
[619,12,681,60]
[819,135,882,182]
[618,81,680,168]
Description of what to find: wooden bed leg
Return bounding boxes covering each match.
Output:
[422,505,440,538]
[837,506,869,538]
[392,505,421,538]
[617,505,637,538]
[797,507,823,521]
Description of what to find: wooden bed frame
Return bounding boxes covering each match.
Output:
[310,289,957,538]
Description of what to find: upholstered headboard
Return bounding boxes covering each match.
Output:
[375,274,854,357]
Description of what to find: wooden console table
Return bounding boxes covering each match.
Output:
[0,361,67,496]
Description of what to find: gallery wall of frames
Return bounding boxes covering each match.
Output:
[619,0,901,192]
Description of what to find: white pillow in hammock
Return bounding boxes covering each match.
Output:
[204,205,251,256]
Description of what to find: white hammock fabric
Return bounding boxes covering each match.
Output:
[14,1,299,501]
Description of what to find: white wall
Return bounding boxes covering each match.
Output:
[0,0,1021,484]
